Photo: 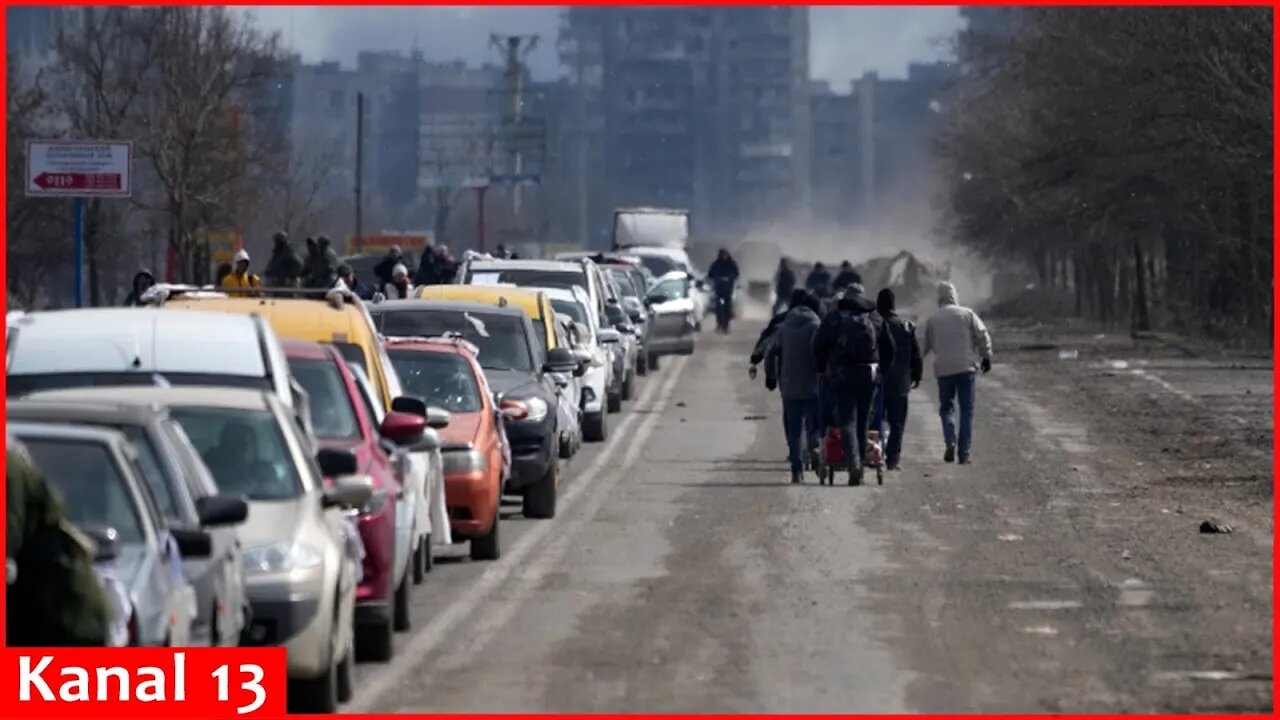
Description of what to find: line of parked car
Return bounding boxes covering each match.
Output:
[4,249,711,713]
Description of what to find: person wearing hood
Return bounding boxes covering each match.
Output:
[832,261,861,294]
[220,249,261,293]
[876,288,924,471]
[374,246,404,288]
[766,290,824,484]
[773,257,797,315]
[122,269,155,306]
[384,263,412,299]
[813,290,896,485]
[922,281,993,465]
[805,262,833,299]
[748,287,811,388]
[707,248,741,333]
[435,245,458,284]
[412,244,442,286]
[214,262,233,287]
[337,263,375,300]
[264,231,303,287]
[303,236,340,289]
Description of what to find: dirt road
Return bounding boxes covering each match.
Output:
[345,319,1273,713]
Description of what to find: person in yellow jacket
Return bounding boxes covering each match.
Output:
[220,249,261,295]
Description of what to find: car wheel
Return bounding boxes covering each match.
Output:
[336,649,354,704]
[522,460,558,519]
[607,391,622,413]
[636,351,648,376]
[209,601,220,647]
[290,618,341,713]
[648,353,661,371]
[559,433,573,459]
[621,371,635,401]
[393,558,412,632]
[412,537,425,585]
[583,410,607,442]
[470,508,501,560]
[357,592,395,663]
[421,533,434,574]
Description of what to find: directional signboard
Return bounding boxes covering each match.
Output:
[25,140,132,198]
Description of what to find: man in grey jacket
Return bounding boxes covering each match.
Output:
[922,281,993,464]
[767,290,824,484]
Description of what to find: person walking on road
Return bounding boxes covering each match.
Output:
[805,262,833,299]
[7,439,113,647]
[814,292,895,485]
[875,288,923,471]
[773,257,797,315]
[922,281,993,465]
[767,290,824,484]
[749,287,809,387]
[413,245,442,286]
[220,249,261,293]
[832,261,861,295]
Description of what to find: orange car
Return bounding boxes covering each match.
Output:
[381,335,509,561]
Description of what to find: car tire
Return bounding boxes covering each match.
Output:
[336,649,354,704]
[470,509,501,560]
[607,391,622,413]
[522,460,558,519]
[393,559,412,632]
[621,370,635,401]
[412,537,425,585]
[648,353,661,371]
[421,533,434,574]
[636,351,648,376]
[583,410,607,442]
[559,433,573,459]
[290,615,342,713]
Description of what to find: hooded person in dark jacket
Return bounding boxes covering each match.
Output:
[337,264,375,300]
[122,269,155,306]
[813,291,896,485]
[374,246,404,288]
[766,290,824,484]
[412,245,442,286]
[805,262,833,298]
[264,231,303,287]
[773,258,796,315]
[303,236,340,289]
[832,261,861,294]
[749,287,810,388]
[876,287,923,470]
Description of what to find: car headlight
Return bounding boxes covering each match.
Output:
[500,396,549,423]
[242,542,323,576]
[442,448,487,475]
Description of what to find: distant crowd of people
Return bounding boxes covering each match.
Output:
[755,257,993,484]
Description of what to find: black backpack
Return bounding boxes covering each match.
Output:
[833,311,878,366]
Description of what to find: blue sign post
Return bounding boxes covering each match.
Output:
[73,197,85,308]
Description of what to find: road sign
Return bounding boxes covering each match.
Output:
[25,140,132,198]
[347,233,431,253]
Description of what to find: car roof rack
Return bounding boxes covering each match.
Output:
[142,281,364,310]
[381,333,480,357]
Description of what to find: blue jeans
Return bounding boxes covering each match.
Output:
[937,372,976,458]
[830,367,876,470]
[782,397,820,472]
[883,394,909,466]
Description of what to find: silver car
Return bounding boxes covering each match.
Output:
[52,386,372,713]
[11,397,251,646]
[10,420,201,647]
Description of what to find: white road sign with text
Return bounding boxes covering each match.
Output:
[25,140,133,197]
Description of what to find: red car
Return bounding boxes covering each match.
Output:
[283,339,428,662]
[383,336,508,561]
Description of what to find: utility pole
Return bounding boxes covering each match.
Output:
[573,38,589,249]
[491,34,538,215]
[354,91,365,254]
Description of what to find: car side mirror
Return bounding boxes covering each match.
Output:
[195,495,249,527]
[550,372,570,389]
[80,525,120,563]
[391,395,428,418]
[598,327,622,344]
[171,527,213,559]
[323,473,375,510]
[614,322,634,334]
[316,447,358,477]
[644,293,665,306]
[543,346,579,374]
[381,410,428,447]
[426,406,451,430]
[570,348,591,377]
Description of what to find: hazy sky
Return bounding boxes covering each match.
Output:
[247,6,964,87]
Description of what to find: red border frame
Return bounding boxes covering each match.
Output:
[0,2,1275,718]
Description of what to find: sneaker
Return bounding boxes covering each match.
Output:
[791,470,803,484]
[944,444,956,463]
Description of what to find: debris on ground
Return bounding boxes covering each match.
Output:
[1200,519,1234,534]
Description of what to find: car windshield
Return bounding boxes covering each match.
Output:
[289,357,361,440]
[636,255,678,278]
[607,269,640,298]
[23,437,146,544]
[651,277,688,301]
[387,350,483,413]
[332,343,368,375]
[169,407,304,501]
[551,298,588,326]
[120,426,182,522]
[6,372,270,398]
[468,268,584,292]
[374,310,533,372]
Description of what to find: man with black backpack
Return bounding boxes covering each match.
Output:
[813,287,895,485]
